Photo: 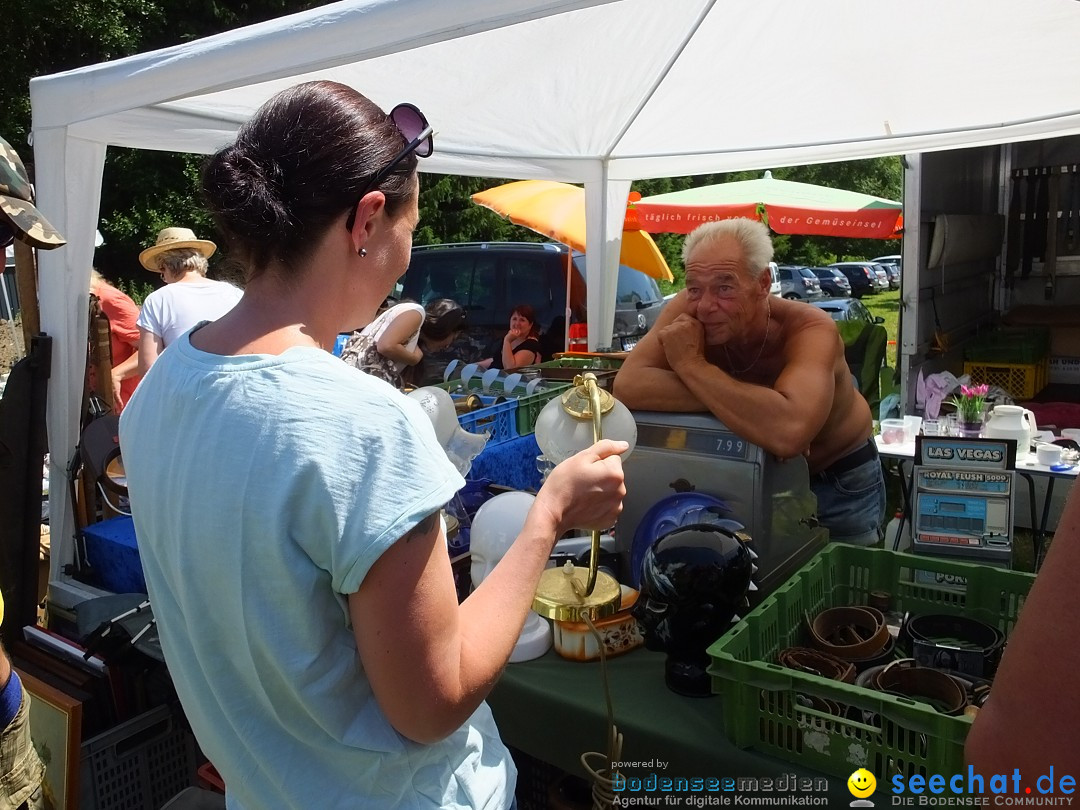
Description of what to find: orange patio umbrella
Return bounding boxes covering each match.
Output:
[471,180,674,282]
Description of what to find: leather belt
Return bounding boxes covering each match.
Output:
[868,659,968,716]
[777,647,857,683]
[806,606,890,662]
[814,438,878,480]
[899,614,1005,678]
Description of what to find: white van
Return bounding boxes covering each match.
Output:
[768,262,782,297]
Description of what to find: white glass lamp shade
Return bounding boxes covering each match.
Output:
[407,387,488,476]
[469,490,552,661]
[533,394,637,465]
[470,491,537,587]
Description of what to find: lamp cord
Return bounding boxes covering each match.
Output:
[578,610,624,810]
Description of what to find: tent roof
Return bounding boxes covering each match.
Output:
[32,0,1080,180]
[26,0,1080,603]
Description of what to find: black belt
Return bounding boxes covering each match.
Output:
[899,613,1005,678]
[814,438,878,480]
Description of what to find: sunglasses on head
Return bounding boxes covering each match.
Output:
[345,103,433,231]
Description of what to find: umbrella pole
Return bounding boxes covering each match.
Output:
[564,248,572,352]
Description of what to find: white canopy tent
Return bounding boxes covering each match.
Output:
[29,0,1080,599]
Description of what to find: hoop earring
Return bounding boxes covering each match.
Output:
[357,247,367,257]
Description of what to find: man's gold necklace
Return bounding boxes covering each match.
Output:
[724,299,771,374]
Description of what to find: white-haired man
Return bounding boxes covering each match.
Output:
[614,218,885,545]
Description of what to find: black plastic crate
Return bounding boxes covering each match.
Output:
[80,703,198,810]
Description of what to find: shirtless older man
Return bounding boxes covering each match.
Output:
[614,218,885,545]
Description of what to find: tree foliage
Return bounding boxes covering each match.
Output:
[1,0,327,286]
[3,1,902,293]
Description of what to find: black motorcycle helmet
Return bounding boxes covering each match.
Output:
[632,524,753,695]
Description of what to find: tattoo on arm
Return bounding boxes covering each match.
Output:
[403,511,440,543]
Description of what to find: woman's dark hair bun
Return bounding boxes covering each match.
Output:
[201,81,418,278]
[203,143,292,248]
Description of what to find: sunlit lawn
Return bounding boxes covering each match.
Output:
[862,288,900,367]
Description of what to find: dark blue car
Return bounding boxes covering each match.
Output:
[811,267,852,298]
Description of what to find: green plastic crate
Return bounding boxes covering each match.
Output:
[963,328,1050,365]
[536,355,626,371]
[513,382,572,436]
[707,545,1035,781]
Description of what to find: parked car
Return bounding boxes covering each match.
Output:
[776,265,824,301]
[768,262,782,297]
[397,241,665,354]
[810,267,852,298]
[871,254,901,270]
[828,261,887,296]
[875,262,900,290]
[809,298,885,325]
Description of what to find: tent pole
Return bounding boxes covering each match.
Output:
[564,248,572,352]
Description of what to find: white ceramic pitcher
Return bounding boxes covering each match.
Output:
[983,405,1037,453]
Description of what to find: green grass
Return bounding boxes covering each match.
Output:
[861,288,900,367]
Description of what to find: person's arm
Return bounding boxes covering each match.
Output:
[137,328,164,375]
[500,333,521,369]
[615,298,835,459]
[665,315,835,459]
[501,337,538,368]
[613,299,702,411]
[110,352,141,404]
[965,483,1080,780]
[349,439,627,744]
[375,309,424,366]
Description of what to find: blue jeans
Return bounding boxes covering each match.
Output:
[811,444,886,546]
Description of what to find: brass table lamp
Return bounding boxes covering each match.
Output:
[532,373,636,622]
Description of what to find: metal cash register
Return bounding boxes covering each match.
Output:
[616,411,827,598]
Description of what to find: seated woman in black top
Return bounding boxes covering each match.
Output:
[494,304,543,369]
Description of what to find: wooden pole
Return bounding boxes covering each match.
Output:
[12,240,39,348]
[90,309,115,412]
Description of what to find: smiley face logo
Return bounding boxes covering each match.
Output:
[848,768,876,799]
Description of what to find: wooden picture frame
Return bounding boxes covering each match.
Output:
[16,667,83,810]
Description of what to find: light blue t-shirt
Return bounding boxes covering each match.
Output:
[119,330,515,810]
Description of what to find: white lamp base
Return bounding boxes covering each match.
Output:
[509,612,552,662]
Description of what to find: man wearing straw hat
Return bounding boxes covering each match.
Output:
[135,226,243,374]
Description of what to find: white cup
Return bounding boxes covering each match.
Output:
[904,415,923,437]
[1061,428,1080,443]
[1036,443,1063,467]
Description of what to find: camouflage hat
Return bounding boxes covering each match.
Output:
[0,136,66,250]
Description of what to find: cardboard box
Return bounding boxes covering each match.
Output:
[1002,306,1080,356]
[1049,356,1080,385]
[1051,327,1080,358]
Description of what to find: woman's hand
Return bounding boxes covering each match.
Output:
[533,439,628,538]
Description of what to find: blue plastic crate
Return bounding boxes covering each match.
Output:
[458,398,519,445]
[82,516,147,595]
[332,333,350,357]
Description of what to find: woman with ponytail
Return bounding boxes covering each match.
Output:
[118,81,627,810]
